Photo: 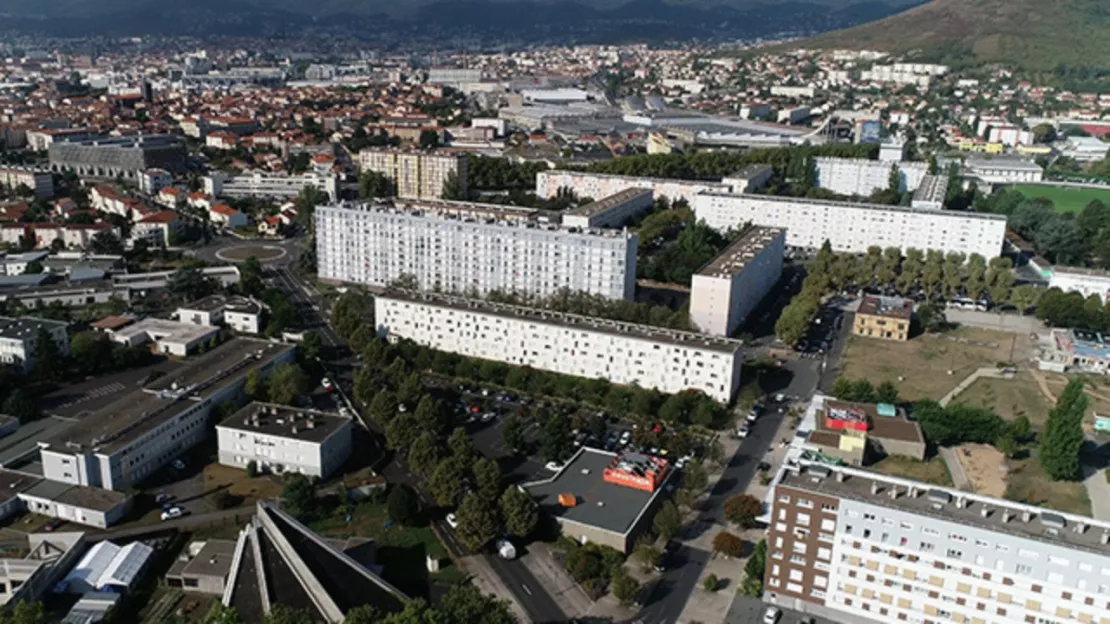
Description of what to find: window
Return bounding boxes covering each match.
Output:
[789,569,804,582]
[821,519,836,531]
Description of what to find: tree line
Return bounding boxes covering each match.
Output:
[978,189,1110,268]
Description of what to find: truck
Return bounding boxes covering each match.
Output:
[496,538,516,560]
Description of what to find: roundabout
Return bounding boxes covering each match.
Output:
[215,244,287,263]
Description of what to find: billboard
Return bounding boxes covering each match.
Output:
[857,120,882,144]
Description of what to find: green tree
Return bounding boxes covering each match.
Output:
[413,396,447,437]
[168,266,217,301]
[1010,285,1042,315]
[500,486,538,538]
[281,473,317,520]
[429,457,468,508]
[1031,123,1057,143]
[32,326,62,381]
[455,491,499,552]
[368,391,399,425]
[438,583,516,624]
[632,538,661,572]
[387,483,420,526]
[441,171,467,201]
[245,369,268,400]
[407,432,442,478]
[448,426,476,465]
[3,389,41,424]
[501,415,526,453]
[343,605,382,624]
[418,129,439,149]
[239,255,264,296]
[1040,379,1088,481]
[358,171,394,199]
[611,567,640,605]
[203,603,244,624]
[69,331,112,375]
[267,364,309,405]
[876,380,899,404]
[299,330,324,360]
[473,456,504,503]
[246,460,258,478]
[741,539,767,597]
[386,412,420,451]
[681,461,708,495]
[723,494,762,528]
[540,412,572,463]
[703,573,720,592]
[652,500,682,540]
[294,184,329,230]
[264,604,316,624]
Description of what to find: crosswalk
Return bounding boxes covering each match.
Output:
[55,381,126,410]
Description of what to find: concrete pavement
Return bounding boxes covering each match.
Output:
[1082,458,1110,521]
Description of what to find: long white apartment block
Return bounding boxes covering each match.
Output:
[1048,266,1110,303]
[375,291,744,403]
[537,170,733,206]
[690,227,785,337]
[562,188,654,229]
[767,461,1110,624]
[694,193,1007,259]
[814,157,929,197]
[316,200,638,300]
[358,148,467,200]
[203,171,339,202]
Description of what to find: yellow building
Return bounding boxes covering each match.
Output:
[957,139,1004,154]
[853,296,912,341]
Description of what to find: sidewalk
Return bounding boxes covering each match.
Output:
[1082,463,1110,521]
[519,542,593,618]
[939,446,972,491]
[459,554,531,623]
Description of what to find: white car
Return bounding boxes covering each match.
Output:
[545,461,565,472]
[619,431,632,444]
[445,513,458,529]
[746,411,759,424]
[481,412,496,423]
[171,459,186,471]
[321,377,334,392]
[763,606,782,624]
[774,393,786,403]
[737,425,751,439]
[161,506,184,521]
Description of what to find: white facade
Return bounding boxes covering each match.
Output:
[0,167,54,199]
[316,201,638,301]
[139,169,172,195]
[694,193,1007,259]
[537,170,732,206]
[1049,268,1110,303]
[562,188,654,230]
[965,155,1044,184]
[0,316,70,373]
[177,296,264,334]
[375,292,744,403]
[204,171,339,202]
[690,227,785,337]
[814,157,929,196]
[216,404,353,479]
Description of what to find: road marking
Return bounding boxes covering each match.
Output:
[521,584,532,596]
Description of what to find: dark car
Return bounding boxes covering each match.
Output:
[43,518,64,532]
[757,461,772,472]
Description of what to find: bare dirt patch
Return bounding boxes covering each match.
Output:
[954,443,1007,498]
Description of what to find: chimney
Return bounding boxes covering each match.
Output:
[956,497,967,509]
[837,472,847,482]
[889,486,900,500]
[1076,523,1088,535]
[1022,511,1032,523]
[1002,510,1013,523]
[291,425,298,434]
[1102,532,1109,545]
[980,507,991,519]
[909,486,918,498]
[870,482,880,495]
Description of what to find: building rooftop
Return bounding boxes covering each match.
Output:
[0,469,42,500]
[966,154,1044,171]
[218,402,351,444]
[699,191,1009,222]
[779,462,1110,557]
[113,317,219,346]
[0,316,68,341]
[524,447,673,536]
[54,483,129,512]
[857,295,913,319]
[821,400,925,445]
[564,188,652,218]
[380,289,744,354]
[727,164,775,179]
[0,416,74,468]
[697,226,784,279]
[177,539,237,580]
[542,169,732,190]
[912,174,949,205]
[47,339,293,455]
[179,294,261,314]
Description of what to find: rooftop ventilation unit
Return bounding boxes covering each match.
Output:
[927,489,952,504]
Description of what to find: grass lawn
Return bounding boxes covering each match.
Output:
[1004,456,1091,516]
[1012,184,1110,214]
[839,327,1031,402]
[1041,373,1110,423]
[870,455,953,487]
[952,372,1054,427]
[203,463,284,505]
[308,501,466,598]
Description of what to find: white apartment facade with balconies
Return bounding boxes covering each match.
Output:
[694,193,1007,259]
[536,170,732,206]
[374,291,743,403]
[316,201,638,300]
[814,157,929,197]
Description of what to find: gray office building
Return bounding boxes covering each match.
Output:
[48,135,188,179]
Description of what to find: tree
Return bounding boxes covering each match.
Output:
[473,457,504,503]
[1009,285,1042,315]
[703,573,720,592]
[447,426,476,465]
[632,538,661,572]
[437,583,516,624]
[299,330,323,361]
[652,500,682,540]
[264,604,316,624]
[1031,123,1057,144]
[246,460,258,478]
[407,432,442,478]
[611,567,640,605]
[386,412,420,451]
[245,369,268,400]
[168,266,217,301]
[358,171,394,199]
[387,484,420,526]
[916,303,947,333]
[441,171,467,201]
[22,260,43,275]
[500,486,538,538]
[876,380,899,404]
[723,494,763,528]
[294,185,329,230]
[540,412,572,463]
[428,457,467,508]
[413,396,447,437]
[1040,379,1088,481]
[343,605,382,624]
[2,389,38,424]
[368,391,399,425]
[741,539,767,597]
[70,331,113,375]
[267,364,309,405]
[281,473,317,520]
[203,603,244,624]
[712,530,744,558]
[90,230,124,254]
[681,461,708,495]
[418,129,439,149]
[32,326,62,381]
[501,415,526,454]
[455,491,499,552]
[239,255,265,296]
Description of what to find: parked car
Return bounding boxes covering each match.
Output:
[446,513,459,530]
[161,506,184,521]
[619,431,632,445]
[737,425,751,439]
[481,412,496,423]
[155,492,174,505]
[43,518,64,532]
[757,461,772,472]
[763,606,782,624]
[171,459,186,471]
[321,377,334,392]
[746,411,759,424]
[545,461,565,472]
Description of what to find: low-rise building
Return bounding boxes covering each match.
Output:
[689,226,785,337]
[165,539,237,595]
[721,164,774,194]
[216,403,353,478]
[0,167,54,199]
[1039,328,1110,375]
[964,154,1044,185]
[177,295,264,334]
[131,210,182,247]
[208,204,248,228]
[0,531,86,607]
[204,171,339,203]
[139,168,172,195]
[109,317,220,356]
[1048,265,1110,303]
[561,188,654,230]
[910,174,948,210]
[537,169,732,206]
[853,296,913,341]
[375,290,743,402]
[524,448,674,553]
[112,266,240,293]
[802,398,926,465]
[0,316,70,373]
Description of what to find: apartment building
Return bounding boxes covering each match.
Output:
[48,135,187,179]
[374,291,743,403]
[316,200,638,301]
[964,155,1044,185]
[358,149,467,200]
[216,403,353,479]
[0,167,54,199]
[814,157,929,197]
[177,295,264,335]
[536,170,733,206]
[561,188,654,230]
[853,296,913,342]
[39,339,294,490]
[911,175,949,211]
[689,226,785,337]
[694,193,1007,259]
[0,316,70,373]
[766,462,1110,624]
[1048,266,1110,303]
[203,171,339,202]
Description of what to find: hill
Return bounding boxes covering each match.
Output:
[800,0,1110,71]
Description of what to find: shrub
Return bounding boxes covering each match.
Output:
[703,573,720,592]
[245,460,258,478]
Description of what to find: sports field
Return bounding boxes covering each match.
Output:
[1012,184,1110,213]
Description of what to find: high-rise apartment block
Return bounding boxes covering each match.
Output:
[766,462,1110,624]
[316,200,637,300]
[694,193,1007,259]
[358,148,467,200]
[689,226,785,337]
[536,170,733,206]
[374,291,743,403]
[814,157,929,197]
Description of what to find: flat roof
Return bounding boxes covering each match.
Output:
[779,462,1110,557]
[525,447,671,536]
[541,169,732,190]
[565,188,652,218]
[113,318,219,346]
[697,226,784,279]
[857,295,912,319]
[47,339,294,455]
[726,164,774,179]
[698,191,1009,222]
[54,484,129,511]
[0,468,41,499]
[180,539,237,579]
[218,403,351,444]
[0,417,74,467]
[912,174,949,204]
[380,289,744,354]
[822,400,925,445]
[0,316,68,341]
